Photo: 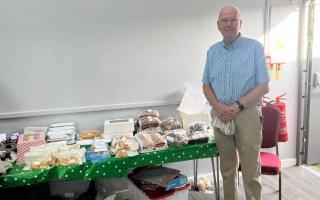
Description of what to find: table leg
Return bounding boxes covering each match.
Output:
[216,156,220,200]
[211,157,218,200]
[193,159,198,190]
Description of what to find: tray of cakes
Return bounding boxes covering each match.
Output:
[110,136,139,158]
[134,130,167,153]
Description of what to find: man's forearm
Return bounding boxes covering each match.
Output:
[239,83,269,107]
[203,84,239,121]
[202,84,219,108]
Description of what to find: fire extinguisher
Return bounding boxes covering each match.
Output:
[273,93,288,142]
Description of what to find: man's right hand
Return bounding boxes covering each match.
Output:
[214,101,238,122]
[202,84,238,122]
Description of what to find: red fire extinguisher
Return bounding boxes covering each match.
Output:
[273,93,288,142]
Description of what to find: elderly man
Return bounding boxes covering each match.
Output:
[202,5,270,200]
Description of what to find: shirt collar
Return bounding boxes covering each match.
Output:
[223,33,242,49]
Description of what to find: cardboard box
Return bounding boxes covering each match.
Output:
[179,111,211,131]
[16,132,46,163]
[177,87,212,130]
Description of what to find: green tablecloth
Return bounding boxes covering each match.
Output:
[0,141,218,188]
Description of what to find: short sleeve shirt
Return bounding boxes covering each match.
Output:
[202,35,269,105]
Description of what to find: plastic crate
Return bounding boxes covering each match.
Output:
[127,178,190,200]
[49,180,90,200]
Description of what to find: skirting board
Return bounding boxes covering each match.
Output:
[281,158,297,168]
[302,165,320,178]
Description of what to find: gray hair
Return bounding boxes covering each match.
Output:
[218,6,241,20]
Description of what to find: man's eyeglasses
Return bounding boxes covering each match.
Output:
[219,18,239,24]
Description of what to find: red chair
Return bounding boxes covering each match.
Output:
[260,103,282,200]
[239,103,282,199]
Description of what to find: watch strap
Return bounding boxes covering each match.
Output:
[236,100,245,111]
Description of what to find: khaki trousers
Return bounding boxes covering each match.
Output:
[211,106,262,200]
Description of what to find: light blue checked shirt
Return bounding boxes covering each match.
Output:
[202,35,269,105]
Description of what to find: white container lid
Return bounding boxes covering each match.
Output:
[104,118,134,133]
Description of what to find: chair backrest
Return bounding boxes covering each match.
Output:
[261,103,281,148]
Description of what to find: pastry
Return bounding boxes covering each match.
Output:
[150,132,166,147]
[138,109,160,118]
[115,150,128,158]
[160,117,182,131]
[79,129,101,140]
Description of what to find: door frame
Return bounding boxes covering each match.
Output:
[297,0,317,165]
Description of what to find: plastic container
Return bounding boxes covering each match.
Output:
[85,150,110,163]
[127,179,190,200]
[104,118,134,133]
[49,180,90,200]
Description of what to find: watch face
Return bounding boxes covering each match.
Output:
[239,104,244,111]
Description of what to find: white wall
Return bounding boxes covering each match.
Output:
[0,0,264,118]
[0,0,300,179]
[266,4,300,162]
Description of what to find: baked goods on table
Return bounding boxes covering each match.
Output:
[135,131,167,153]
[164,129,189,147]
[0,132,18,176]
[0,160,12,177]
[135,131,154,151]
[150,132,166,148]
[187,122,210,144]
[189,122,208,133]
[53,148,86,166]
[115,150,129,158]
[27,152,53,169]
[47,122,76,144]
[160,117,182,131]
[23,143,83,169]
[79,129,101,140]
[103,118,134,142]
[140,126,163,135]
[138,116,161,130]
[0,132,18,161]
[138,109,160,118]
[110,136,139,158]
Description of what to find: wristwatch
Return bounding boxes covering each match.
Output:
[236,100,245,111]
